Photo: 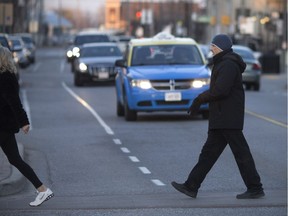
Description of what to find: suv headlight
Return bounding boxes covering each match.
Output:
[191,78,210,88]
[79,63,88,72]
[131,79,152,89]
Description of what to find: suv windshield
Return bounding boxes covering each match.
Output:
[74,35,110,46]
[131,44,204,66]
[80,46,122,57]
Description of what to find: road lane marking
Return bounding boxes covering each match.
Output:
[129,156,140,162]
[32,62,40,73]
[60,60,65,74]
[22,89,32,130]
[245,109,288,128]
[121,147,130,153]
[113,139,122,145]
[139,167,151,174]
[151,179,165,186]
[62,82,166,186]
[62,82,114,135]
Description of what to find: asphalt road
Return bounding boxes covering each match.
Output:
[0,47,286,216]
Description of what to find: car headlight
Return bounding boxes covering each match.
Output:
[191,78,210,88]
[79,63,88,72]
[72,47,80,56]
[66,50,73,58]
[131,79,152,89]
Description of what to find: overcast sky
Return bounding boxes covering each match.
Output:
[44,0,105,12]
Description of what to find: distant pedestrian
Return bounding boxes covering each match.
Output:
[0,46,54,206]
[171,34,264,199]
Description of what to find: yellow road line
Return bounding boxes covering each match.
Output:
[245,109,288,128]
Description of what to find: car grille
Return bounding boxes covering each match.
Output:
[150,79,192,90]
[89,66,115,75]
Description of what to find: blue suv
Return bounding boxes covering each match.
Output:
[115,33,211,121]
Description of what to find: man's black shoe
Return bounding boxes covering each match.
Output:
[236,190,265,199]
[171,181,197,198]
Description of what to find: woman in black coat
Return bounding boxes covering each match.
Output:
[171,34,264,199]
[0,46,53,206]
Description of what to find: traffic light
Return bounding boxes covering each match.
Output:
[135,11,142,19]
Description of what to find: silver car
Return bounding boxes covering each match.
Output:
[14,33,36,63]
[9,36,30,69]
[232,45,262,91]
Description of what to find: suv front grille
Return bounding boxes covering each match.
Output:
[150,79,192,90]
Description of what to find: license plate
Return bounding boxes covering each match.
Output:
[98,71,109,79]
[165,92,181,101]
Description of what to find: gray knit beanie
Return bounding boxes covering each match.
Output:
[211,34,232,51]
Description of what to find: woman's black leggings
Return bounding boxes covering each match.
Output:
[0,131,42,189]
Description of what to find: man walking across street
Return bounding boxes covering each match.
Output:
[171,34,264,199]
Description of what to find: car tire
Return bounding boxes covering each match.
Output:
[254,83,260,91]
[117,100,124,116]
[246,84,251,90]
[74,73,83,86]
[124,96,137,121]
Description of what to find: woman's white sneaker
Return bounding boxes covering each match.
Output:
[29,188,54,207]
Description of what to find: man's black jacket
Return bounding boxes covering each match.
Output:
[0,71,29,133]
[198,48,246,130]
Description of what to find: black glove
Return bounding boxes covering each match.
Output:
[187,97,202,116]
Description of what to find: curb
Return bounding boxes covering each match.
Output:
[0,143,26,196]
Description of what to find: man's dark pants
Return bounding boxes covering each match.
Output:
[185,129,263,191]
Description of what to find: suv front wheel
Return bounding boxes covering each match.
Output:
[124,96,137,121]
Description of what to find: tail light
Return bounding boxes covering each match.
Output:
[252,63,261,70]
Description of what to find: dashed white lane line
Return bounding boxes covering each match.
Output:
[139,167,151,174]
[129,156,140,162]
[151,179,165,186]
[62,82,165,186]
[121,147,130,153]
[113,139,122,145]
[62,82,114,135]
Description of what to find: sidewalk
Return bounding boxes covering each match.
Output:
[0,143,26,196]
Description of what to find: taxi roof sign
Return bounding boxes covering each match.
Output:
[153,32,175,40]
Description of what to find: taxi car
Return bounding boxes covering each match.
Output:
[114,32,211,121]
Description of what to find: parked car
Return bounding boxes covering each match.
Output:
[0,33,20,80]
[13,33,36,63]
[0,33,11,50]
[66,31,112,67]
[9,36,30,68]
[73,42,123,86]
[114,32,211,121]
[232,45,262,91]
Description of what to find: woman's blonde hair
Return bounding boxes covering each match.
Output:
[0,46,17,74]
